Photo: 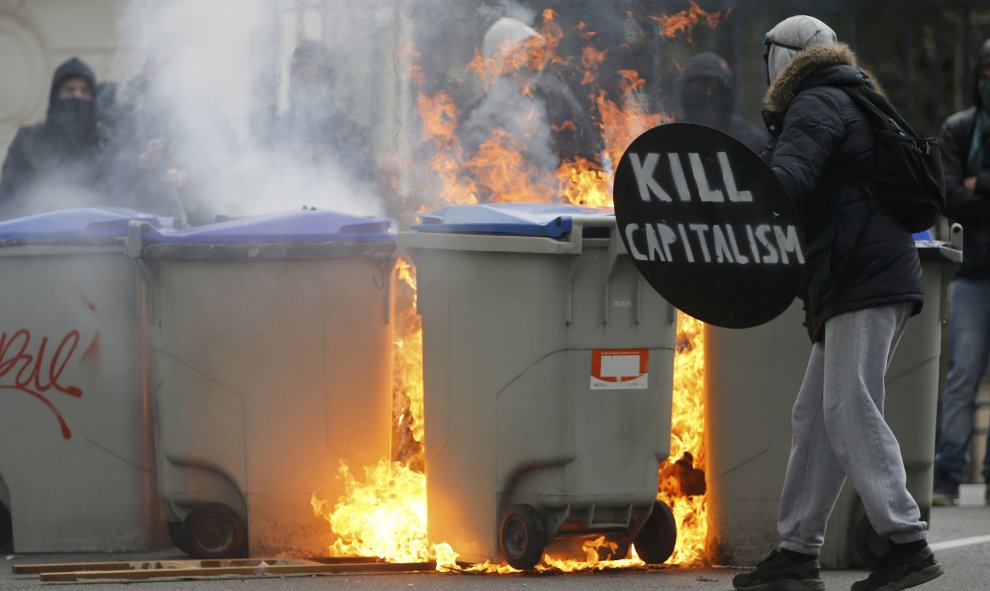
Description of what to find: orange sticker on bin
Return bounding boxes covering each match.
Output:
[590,349,649,390]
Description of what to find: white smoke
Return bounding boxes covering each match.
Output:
[460,76,558,175]
[107,1,679,221]
[113,0,389,222]
[478,1,536,29]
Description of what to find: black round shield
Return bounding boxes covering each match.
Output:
[612,123,804,328]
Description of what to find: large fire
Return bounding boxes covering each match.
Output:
[312,264,707,571]
[649,1,731,42]
[312,4,722,572]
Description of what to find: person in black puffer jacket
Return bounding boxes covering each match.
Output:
[732,15,942,591]
[931,38,990,508]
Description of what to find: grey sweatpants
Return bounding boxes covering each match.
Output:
[778,303,927,555]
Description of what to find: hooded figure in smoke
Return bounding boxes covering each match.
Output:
[272,40,375,183]
[102,51,230,225]
[459,16,600,199]
[0,57,105,219]
[731,14,942,591]
[677,51,767,154]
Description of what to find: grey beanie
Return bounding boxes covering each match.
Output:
[764,15,837,82]
[482,17,540,60]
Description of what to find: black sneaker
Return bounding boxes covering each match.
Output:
[851,544,944,591]
[931,480,958,507]
[732,550,825,591]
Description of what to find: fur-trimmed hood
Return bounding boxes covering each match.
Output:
[764,43,858,113]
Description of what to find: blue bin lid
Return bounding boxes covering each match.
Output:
[139,210,394,244]
[412,203,613,238]
[0,207,170,241]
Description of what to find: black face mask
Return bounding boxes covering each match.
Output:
[48,98,96,145]
[680,78,732,128]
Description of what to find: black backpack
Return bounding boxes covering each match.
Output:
[841,85,946,232]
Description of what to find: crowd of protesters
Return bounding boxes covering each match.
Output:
[0,43,379,224]
[0,19,767,224]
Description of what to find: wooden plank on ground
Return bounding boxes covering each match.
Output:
[12,556,383,575]
[38,561,436,582]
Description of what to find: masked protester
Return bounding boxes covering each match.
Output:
[271,40,375,183]
[102,53,232,226]
[931,38,990,508]
[731,15,942,591]
[0,57,104,219]
[678,51,767,154]
[458,16,601,201]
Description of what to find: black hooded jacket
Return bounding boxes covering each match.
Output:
[763,44,923,342]
[679,52,768,154]
[0,57,103,218]
[938,39,990,278]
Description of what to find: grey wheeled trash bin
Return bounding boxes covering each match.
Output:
[705,240,961,569]
[400,203,678,569]
[0,208,169,552]
[128,210,395,558]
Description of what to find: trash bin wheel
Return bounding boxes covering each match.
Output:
[182,503,246,558]
[168,520,194,556]
[633,501,677,564]
[499,504,546,570]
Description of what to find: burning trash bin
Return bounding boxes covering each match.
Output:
[399,203,678,569]
[126,209,396,558]
[0,207,170,552]
[705,240,961,569]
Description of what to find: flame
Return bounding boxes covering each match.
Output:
[429,312,708,573]
[650,1,730,42]
[417,92,478,205]
[436,538,648,574]
[538,9,566,67]
[657,312,708,566]
[317,237,709,573]
[596,83,672,172]
[465,127,558,203]
[467,10,564,89]
[311,459,430,563]
[392,259,425,469]
[556,157,608,207]
[580,46,607,86]
[575,21,597,41]
[318,5,721,573]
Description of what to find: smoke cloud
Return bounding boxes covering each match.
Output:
[100,1,743,224]
[112,0,391,222]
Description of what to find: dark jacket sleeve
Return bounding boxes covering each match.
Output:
[727,115,770,155]
[939,109,990,219]
[769,89,846,214]
[0,127,35,206]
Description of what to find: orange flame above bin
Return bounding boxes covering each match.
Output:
[312,4,727,571]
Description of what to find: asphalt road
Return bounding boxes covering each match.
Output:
[4,485,988,591]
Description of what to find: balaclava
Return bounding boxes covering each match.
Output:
[46,57,98,147]
[679,52,735,128]
[288,40,336,120]
[764,15,837,84]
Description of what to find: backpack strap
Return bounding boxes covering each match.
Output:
[842,85,917,137]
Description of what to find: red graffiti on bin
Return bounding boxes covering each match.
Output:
[0,329,84,439]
